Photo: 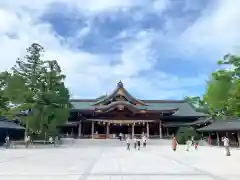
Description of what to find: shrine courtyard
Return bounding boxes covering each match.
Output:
[0,141,239,180]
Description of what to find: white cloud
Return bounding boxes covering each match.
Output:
[0,0,238,100]
[179,0,240,58]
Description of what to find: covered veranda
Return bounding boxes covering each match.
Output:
[197,119,240,147]
[61,119,165,139]
[80,119,163,139]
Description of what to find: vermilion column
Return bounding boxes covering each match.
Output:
[237,132,240,147]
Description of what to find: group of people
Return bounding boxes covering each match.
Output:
[172,135,231,156]
[126,135,147,150]
[171,136,199,152]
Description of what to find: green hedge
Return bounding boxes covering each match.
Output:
[176,126,201,144]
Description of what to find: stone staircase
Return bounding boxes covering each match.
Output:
[60,138,172,147]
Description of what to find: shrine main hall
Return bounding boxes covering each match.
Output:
[62,82,208,139]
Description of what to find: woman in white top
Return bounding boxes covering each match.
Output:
[142,135,147,147]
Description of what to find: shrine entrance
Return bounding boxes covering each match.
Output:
[110,124,131,135]
[85,119,157,139]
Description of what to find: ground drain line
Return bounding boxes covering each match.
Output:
[78,149,104,180]
[0,155,30,164]
[159,153,227,180]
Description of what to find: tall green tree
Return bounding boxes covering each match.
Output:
[0,72,10,116]
[184,96,208,113]
[8,43,70,137]
[35,60,70,136]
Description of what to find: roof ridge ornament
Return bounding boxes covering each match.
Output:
[117,81,123,88]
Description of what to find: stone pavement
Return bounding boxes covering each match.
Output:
[0,143,239,180]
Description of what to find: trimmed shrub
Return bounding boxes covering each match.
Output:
[176,126,201,144]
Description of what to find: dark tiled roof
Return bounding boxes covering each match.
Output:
[70,82,207,117]
[197,119,240,132]
[0,117,25,130]
[163,117,212,127]
[70,100,207,117]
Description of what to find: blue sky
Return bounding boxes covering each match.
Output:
[0,0,240,99]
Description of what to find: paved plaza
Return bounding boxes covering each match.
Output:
[0,142,239,180]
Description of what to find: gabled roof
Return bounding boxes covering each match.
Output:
[70,82,208,117]
[71,99,207,117]
[94,101,178,114]
[92,81,146,106]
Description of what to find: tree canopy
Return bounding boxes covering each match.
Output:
[203,54,240,118]
[1,43,70,137]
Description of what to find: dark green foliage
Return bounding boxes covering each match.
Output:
[203,54,240,118]
[5,43,70,137]
[0,72,10,115]
[184,96,209,113]
[176,127,201,144]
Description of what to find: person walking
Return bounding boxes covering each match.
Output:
[133,136,137,149]
[25,135,31,148]
[5,135,10,149]
[137,136,141,150]
[119,133,123,141]
[172,136,177,151]
[186,137,191,151]
[222,136,231,156]
[126,136,130,150]
[142,135,147,147]
[194,141,199,150]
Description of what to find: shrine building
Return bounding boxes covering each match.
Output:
[61,81,209,139]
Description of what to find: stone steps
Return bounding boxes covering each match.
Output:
[60,138,172,147]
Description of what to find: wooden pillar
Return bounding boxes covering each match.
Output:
[166,128,169,137]
[106,122,110,139]
[237,132,240,147]
[216,132,220,146]
[78,121,82,138]
[91,121,95,139]
[159,120,163,139]
[146,122,149,138]
[132,123,135,137]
